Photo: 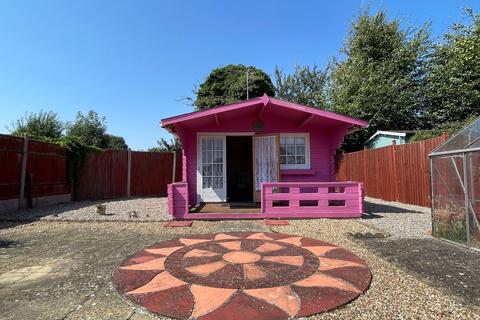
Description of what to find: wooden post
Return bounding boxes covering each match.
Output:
[441,132,448,142]
[172,151,177,183]
[363,148,367,195]
[126,149,132,197]
[19,134,28,209]
[391,142,399,202]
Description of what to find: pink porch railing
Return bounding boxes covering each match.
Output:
[168,181,364,219]
[261,182,364,218]
[167,182,189,217]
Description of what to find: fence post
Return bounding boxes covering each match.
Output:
[18,134,28,209]
[126,149,132,197]
[172,151,177,183]
[363,148,367,194]
[441,132,448,142]
[392,142,399,202]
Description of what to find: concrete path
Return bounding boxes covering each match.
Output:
[0,218,478,320]
[0,221,267,320]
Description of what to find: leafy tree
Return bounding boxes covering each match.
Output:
[194,64,275,110]
[148,137,181,152]
[409,114,479,142]
[274,64,329,108]
[9,110,63,141]
[66,111,129,149]
[425,9,480,126]
[105,134,128,149]
[66,111,109,148]
[328,10,431,151]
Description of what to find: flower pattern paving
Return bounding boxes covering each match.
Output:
[114,232,371,319]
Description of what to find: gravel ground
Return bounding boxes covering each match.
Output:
[362,197,432,239]
[1,219,479,319]
[0,197,171,222]
[270,219,480,320]
[357,197,480,311]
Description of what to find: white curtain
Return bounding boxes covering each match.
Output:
[255,136,278,190]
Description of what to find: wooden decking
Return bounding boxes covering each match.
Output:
[190,202,261,214]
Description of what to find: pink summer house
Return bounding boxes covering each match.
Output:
[161,94,368,220]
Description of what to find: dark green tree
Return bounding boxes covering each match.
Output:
[148,137,181,152]
[9,110,64,141]
[194,64,275,110]
[425,9,480,126]
[274,64,329,108]
[328,10,431,151]
[104,134,128,149]
[66,110,127,149]
[66,111,108,147]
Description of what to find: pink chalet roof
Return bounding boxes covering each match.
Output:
[160,94,368,131]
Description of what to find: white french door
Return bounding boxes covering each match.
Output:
[253,134,280,202]
[197,136,226,202]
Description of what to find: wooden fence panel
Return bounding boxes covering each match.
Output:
[75,150,128,200]
[336,135,448,207]
[0,134,70,210]
[131,151,174,197]
[76,150,182,200]
[26,140,70,197]
[366,147,398,202]
[0,135,23,200]
[1,133,184,204]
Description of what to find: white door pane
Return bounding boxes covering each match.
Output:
[202,164,212,176]
[213,151,223,163]
[199,136,226,202]
[254,135,279,191]
[213,177,223,189]
[213,164,223,176]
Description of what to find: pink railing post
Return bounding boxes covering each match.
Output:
[167,181,189,219]
[289,186,300,210]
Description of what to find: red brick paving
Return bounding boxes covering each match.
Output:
[264,219,290,226]
[114,232,371,319]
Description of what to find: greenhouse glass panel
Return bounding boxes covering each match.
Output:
[431,155,467,246]
[466,152,480,249]
[432,117,480,154]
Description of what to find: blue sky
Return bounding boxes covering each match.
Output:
[0,0,479,150]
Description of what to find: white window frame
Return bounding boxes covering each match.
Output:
[279,133,310,169]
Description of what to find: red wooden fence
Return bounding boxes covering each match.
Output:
[131,151,180,197]
[1,133,183,210]
[0,134,70,210]
[336,135,448,207]
[0,135,23,200]
[75,149,182,200]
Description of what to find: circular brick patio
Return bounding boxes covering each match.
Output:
[114,232,371,319]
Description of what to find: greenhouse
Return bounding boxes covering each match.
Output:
[429,117,480,251]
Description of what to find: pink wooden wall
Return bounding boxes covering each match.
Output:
[176,110,351,205]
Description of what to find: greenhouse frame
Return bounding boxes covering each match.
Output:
[429,117,480,251]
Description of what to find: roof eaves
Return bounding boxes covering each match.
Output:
[160,96,264,127]
[363,130,408,145]
[268,97,368,127]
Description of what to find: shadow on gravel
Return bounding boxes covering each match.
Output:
[359,237,480,308]
[0,239,18,248]
[364,200,424,215]
[361,212,383,219]
[0,199,125,230]
[0,220,34,231]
